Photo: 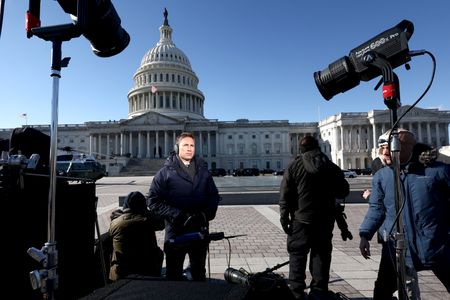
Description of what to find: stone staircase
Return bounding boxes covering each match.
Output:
[118,158,166,176]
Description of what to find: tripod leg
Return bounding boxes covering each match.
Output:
[207,243,211,280]
[95,212,108,286]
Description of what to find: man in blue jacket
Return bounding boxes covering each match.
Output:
[148,132,220,281]
[359,129,450,298]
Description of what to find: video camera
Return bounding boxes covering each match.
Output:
[314,19,414,100]
[224,261,295,300]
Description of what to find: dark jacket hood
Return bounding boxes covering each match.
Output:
[301,148,330,174]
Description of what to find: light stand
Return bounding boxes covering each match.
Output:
[364,51,407,300]
[26,23,81,300]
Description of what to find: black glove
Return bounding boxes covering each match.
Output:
[280,213,292,235]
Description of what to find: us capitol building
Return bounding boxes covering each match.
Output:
[2,11,450,174]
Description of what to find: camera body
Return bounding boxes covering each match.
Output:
[314,20,414,100]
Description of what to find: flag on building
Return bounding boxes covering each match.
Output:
[19,113,27,118]
[151,85,158,94]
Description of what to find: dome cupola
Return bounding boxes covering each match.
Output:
[128,8,205,120]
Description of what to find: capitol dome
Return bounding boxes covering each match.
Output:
[128,9,205,120]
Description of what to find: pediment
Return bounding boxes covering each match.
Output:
[374,105,444,120]
[123,112,181,126]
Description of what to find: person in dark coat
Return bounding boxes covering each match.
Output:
[279,136,350,300]
[148,132,220,281]
[360,129,450,298]
[109,191,164,281]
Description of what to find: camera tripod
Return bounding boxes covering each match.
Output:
[26,22,81,300]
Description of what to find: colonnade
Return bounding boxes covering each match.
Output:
[89,130,217,161]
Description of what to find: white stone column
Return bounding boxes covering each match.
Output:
[115,134,119,155]
[146,131,151,158]
[358,126,362,150]
[120,133,124,156]
[164,131,168,157]
[427,123,432,144]
[106,134,110,157]
[129,132,133,158]
[215,132,219,157]
[435,123,441,147]
[89,135,93,155]
[96,134,101,158]
[155,131,160,158]
[372,123,377,151]
[199,131,203,156]
[138,132,142,158]
[207,131,211,158]
[417,122,422,143]
[333,127,339,154]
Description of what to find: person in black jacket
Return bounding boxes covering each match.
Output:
[148,132,220,281]
[279,136,349,300]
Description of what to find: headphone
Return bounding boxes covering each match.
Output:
[174,132,194,154]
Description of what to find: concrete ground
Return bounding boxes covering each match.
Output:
[95,176,449,299]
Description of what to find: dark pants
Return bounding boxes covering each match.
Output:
[373,240,397,299]
[287,220,334,298]
[164,241,208,281]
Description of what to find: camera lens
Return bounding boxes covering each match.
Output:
[314,56,360,101]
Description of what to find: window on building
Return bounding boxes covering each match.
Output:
[159,73,163,81]
[276,161,282,170]
[166,74,169,82]
[264,143,271,154]
[265,134,269,139]
[274,143,281,154]
[275,134,280,139]
[227,144,234,155]
[251,143,257,155]
[237,143,244,155]
[238,135,243,139]
[252,135,256,139]
[228,135,232,139]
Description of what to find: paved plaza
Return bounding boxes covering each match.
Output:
[95,176,449,299]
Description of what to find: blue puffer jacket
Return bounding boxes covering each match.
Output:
[360,156,450,271]
[148,153,220,241]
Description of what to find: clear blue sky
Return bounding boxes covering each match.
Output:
[0,0,449,129]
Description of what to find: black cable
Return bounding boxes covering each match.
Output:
[381,50,435,300]
[384,50,436,238]
[226,238,232,268]
[392,50,436,129]
[0,0,4,39]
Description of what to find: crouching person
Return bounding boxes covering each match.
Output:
[109,191,164,281]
